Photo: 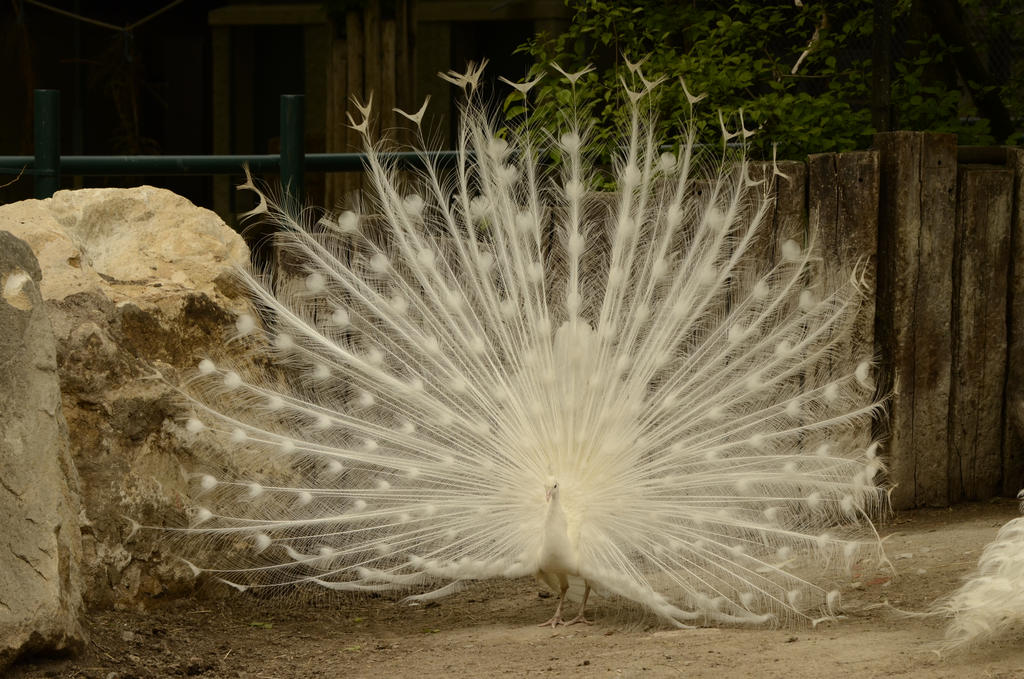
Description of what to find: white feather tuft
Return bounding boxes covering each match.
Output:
[933,499,1024,651]
[337,210,359,232]
[235,314,256,335]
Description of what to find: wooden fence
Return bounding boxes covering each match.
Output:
[325,1,417,209]
[313,126,1021,510]
[784,132,1023,509]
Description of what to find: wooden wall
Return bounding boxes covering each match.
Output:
[735,138,1022,510]
[872,134,1023,508]
[325,1,417,210]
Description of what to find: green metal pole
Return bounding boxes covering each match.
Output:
[34,89,60,199]
[280,94,305,216]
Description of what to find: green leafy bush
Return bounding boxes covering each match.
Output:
[512,0,1016,159]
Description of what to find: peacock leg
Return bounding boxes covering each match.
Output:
[538,576,569,627]
[567,581,593,625]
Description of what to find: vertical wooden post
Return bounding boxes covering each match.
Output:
[381,18,398,139]
[739,161,804,303]
[744,161,805,294]
[364,1,382,139]
[280,95,306,216]
[741,160,802,307]
[342,11,366,200]
[950,166,1013,500]
[808,151,880,275]
[1005,148,1024,496]
[416,20,451,141]
[808,151,881,447]
[770,160,807,248]
[874,132,957,508]
[397,0,416,126]
[325,0,416,205]
[325,21,349,210]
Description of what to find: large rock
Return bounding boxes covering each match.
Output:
[0,232,85,670]
[0,186,252,610]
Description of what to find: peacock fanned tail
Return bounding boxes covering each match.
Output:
[177,61,888,627]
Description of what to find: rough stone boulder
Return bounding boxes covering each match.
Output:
[0,186,252,610]
[0,232,85,671]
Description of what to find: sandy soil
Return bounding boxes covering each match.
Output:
[10,500,1024,679]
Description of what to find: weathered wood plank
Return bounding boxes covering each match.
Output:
[874,131,957,508]
[396,0,414,126]
[381,20,398,140]
[1005,148,1024,496]
[808,151,880,276]
[325,24,347,210]
[345,11,365,104]
[415,21,452,142]
[950,166,1013,500]
[729,162,805,322]
[808,151,880,448]
[765,160,806,262]
[363,2,382,139]
[742,161,804,266]
[837,152,880,404]
[303,23,329,147]
[343,11,365,201]
[807,153,838,250]
[913,136,959,507]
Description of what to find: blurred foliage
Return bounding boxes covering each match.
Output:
[509,0,1022,159]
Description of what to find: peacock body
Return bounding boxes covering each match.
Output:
[179,62,887,628]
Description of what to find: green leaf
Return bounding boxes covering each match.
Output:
[509,0,1011,158]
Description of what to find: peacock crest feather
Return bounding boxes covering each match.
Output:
[176,61,888,628]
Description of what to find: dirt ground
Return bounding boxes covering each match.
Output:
[10,500,1024,679]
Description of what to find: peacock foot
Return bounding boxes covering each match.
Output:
[567,614,593,626]
[538,615,565,628]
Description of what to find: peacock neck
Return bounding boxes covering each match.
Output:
[545,491,567,527]
[540,489,577,574]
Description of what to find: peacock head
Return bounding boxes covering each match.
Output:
[544,476,559,502]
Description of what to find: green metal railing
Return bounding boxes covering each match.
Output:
[0,89,456,209]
